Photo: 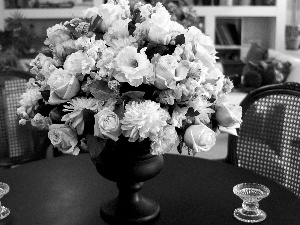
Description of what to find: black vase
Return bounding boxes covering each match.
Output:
[89,136,164,224]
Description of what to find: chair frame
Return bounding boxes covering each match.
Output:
[226,82,300,165]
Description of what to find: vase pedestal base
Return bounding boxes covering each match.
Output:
[90,136,164,224]
[100,194,160,224]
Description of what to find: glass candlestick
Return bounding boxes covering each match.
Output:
[0,182,10,220]
[233,183,270,223]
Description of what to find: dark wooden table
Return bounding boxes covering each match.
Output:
[1,154,300,225]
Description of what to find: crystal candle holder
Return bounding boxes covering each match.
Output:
[0,182,10,220]
[233,183,270,223]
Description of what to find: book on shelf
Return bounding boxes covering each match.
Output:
[216,23,232,45]
[220,23,235,45]
[216,21,241,46]
[215,25,226,45]
[226,23,241,45]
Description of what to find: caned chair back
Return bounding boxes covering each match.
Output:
[226,82,300,197]
[0,70,49,168]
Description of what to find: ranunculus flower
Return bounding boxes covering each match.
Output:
[47,68,80,105]
[94,109,122,141]
[114,46,154,87]
[63,50,96,75]
[44,24,72,47]
[184,123,217,155]
[48,124,80,155]
[215,103,242,136]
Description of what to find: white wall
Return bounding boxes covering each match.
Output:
[286,0,300,25]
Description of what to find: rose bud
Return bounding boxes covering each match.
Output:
[215,103,242,127]
[184,123,217,155]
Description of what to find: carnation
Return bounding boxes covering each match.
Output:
[64,50,96,75]
[19,87,42,107]
[121,100,170,142]
[150,125,179,155]
[17,86,43,119]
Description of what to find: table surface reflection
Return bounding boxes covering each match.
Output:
[1,153,300,225]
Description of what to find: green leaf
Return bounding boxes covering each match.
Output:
[121,91,145,99]
[88,80,116,101]
[175,34,185,45]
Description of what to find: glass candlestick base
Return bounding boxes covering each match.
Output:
[233,183,270,223]
[234,207,266,223]
[0,206,10,220]
[0,182,10,220]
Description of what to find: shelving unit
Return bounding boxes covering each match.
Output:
[192,1,287,60]
[0,0,288,60]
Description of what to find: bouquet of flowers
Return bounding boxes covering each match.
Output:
[17,0,242,157]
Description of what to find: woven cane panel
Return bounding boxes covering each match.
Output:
[236,94,300,197]
[0,78,35,158]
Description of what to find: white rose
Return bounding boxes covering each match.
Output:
[48,124,80,155]
[184,123,217,155]
[215,103,242,136]
[148,26,172,45]
[44,25,71,47]
[153,54,178,89]
[148,19,184,45]
[47,68,80,105]
[194,43,216,69]
[184,26,215,53]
